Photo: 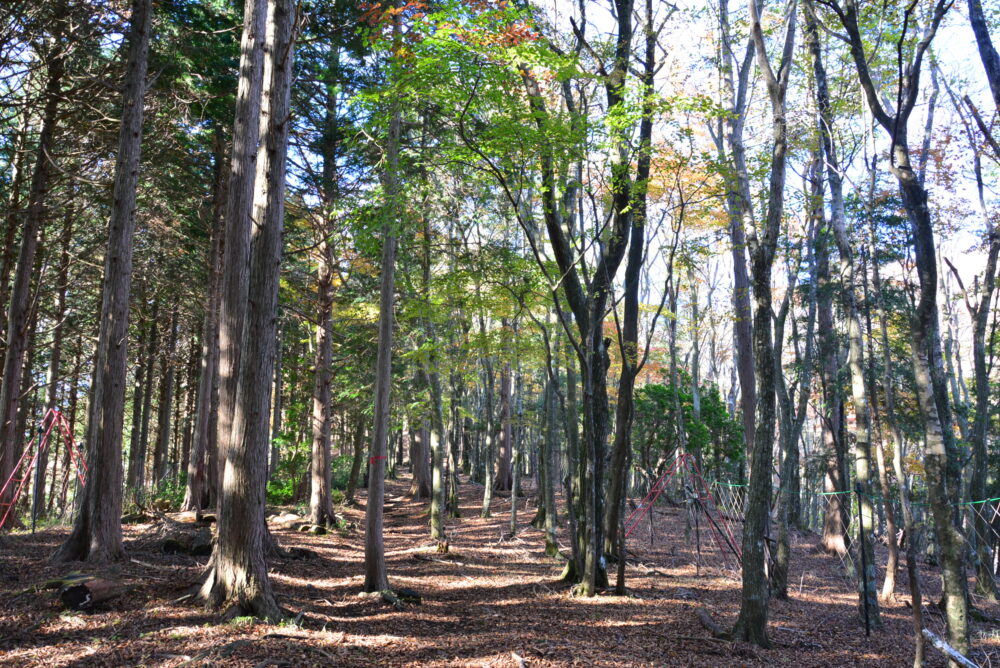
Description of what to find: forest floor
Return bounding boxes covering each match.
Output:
[1,475,999,667]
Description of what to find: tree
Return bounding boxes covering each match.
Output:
[964,0,1000,603]
[363,9,403,595]
[804,0,881,623]
[821,0,968,654]
[214,0,266,500]
[0,2,67,526]
[199,0,295,620]
[308,239,336,527]
[732,0,796,647]
[713,0,758,463]
[53,0,152,562]
[183,129,227,512]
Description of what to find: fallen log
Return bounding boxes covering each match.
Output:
[921,628,979,668]
[60,578,127,611]
[696,606,731,640]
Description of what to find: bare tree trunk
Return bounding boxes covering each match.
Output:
[832,0,965,653]
[137,302,157,501]
[345,413,365,504]
[542,376,558,556]
[773,173,817,599]
[479,354,495,517]
[965,0,1000,603]
[183,131,226,511]
[214,0,266,499]
[128,304,157,503]
[269,326,283,480]
[0,107,32,358]
[605,1,655,581]
[410,421,431,499]
[363,12,401,594]
[34,209,72,518]
[179,338,198,482]
[199,0,294,619]
[0,14,65,524]
[868,204,924,665]
[152,308,178,488]
[804,0,880,620]
[308,241,334,526]
[52,0,151,562]
[447,372,462,516]
[494,361,513,492]
[817,227,849,555]
[715,0,757,458]
[733,0,796,647]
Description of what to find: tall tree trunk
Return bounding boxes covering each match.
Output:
[16,301,40,511]
[345,413,365,504]
[0,107,33,357]
[34,209,72,518]
[834,0,965,653]
[52,0,151,562]
[816,225,849,555]
[363,11,401,594]
[0,14,65,525]
[199,0,293,619]
[715,0,758,458]
[152,308,178,488]
[773,181,817,599]
[965,0,1000,603]
[859,245,901,602]
[269,323,283,480]
[479,345,495,516]
[410,421,431,499]
[605,0,655,583]
[128,304,156,502]
[127,320,147,502]
[307,31,341,523]
[447,372,462,516]
[136,302,158,502]
[179,338,198,483]
[214,0,267,500]
[183,130,227,511]
[541,376,558,556]
[868,202,924,665]
[515,0,637,594]
[494,361,513,492]
[804,1,880,621]
[733,0,796,647]
[308,242,334,526]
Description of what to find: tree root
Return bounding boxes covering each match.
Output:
[696,606,732,640]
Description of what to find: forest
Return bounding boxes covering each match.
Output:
[1,0,1000,665]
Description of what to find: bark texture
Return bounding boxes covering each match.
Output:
[53,0,152,562]
[199,0,294,620]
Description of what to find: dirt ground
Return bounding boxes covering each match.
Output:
[1,476,998,667]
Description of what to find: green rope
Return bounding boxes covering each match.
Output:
[958,496,1000,506]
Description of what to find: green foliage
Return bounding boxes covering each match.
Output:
[266,475,298,506]
[150,473,187,511]
[331,454,354,490]
[633,374,743,481]
[267,437,304,505]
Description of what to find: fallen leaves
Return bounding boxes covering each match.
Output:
[0,478,998,666]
